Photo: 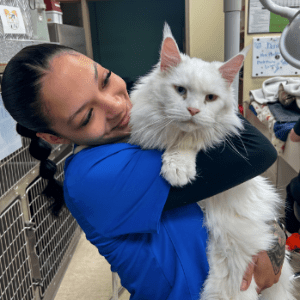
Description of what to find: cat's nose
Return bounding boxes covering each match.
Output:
[187,107,200,116]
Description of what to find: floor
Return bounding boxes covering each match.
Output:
[54,233,130,300]
[290,250,300,300]
[53,231,300,300]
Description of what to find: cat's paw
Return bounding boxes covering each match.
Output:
[161,156,196,187]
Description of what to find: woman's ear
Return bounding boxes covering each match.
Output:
[36,132,72,145]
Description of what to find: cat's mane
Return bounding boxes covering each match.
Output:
[129,23,244,152]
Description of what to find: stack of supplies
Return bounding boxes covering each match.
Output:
[249,77,300,154]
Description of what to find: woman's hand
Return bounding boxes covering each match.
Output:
[290,128,300,142]
[240,220,286,293]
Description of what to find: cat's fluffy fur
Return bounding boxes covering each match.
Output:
[129,23,296,300]
[129,29,242,153]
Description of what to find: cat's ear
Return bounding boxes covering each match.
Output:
[219,44,251,86]
[160,23,181,72]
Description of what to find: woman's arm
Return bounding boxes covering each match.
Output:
[163,115,277,211]
[241,220,286,294]
[290,118,300,142]
[162,115,284,294]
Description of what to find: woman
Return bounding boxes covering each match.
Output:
[1,43,285,299]
[284,120,300,234]
[290,120,300,143]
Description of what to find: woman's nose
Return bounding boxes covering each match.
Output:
[99,73,127,120]
[102,95,124,120]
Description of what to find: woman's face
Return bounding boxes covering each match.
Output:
[39,53,132,145]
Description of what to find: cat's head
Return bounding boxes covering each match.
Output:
[129,23,250,149]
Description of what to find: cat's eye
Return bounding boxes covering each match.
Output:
[174,85,187,97]
[205,94,218,102]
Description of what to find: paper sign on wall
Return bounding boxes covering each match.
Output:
[252,36,300,77]
[0,94,22,161]
[0,5,26,35]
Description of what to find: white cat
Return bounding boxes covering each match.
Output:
[128,23,296,300]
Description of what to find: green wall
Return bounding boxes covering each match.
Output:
[89,0,185,90]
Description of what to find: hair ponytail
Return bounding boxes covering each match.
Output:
[16,123,66,217]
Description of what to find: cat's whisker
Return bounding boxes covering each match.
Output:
[225,137,251,166]
[159,119,176,132]
[131,119,175,147]
[220,141,227,153]
[163,112,188,121]
[236,135,248,157]
[131,118,170,135]
[153,119,174,134]
[163,114,191,124]
[138,119,175,148]
[204,152,213,160]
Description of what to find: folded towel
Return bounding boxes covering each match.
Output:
[268,102,300,123]
[250,77,300,104]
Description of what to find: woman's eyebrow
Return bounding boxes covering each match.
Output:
[93,62,98,83]
[67,62,98,125]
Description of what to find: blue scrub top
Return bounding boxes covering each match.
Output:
[63,143,209,300]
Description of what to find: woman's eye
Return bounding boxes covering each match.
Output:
[81,109,93,127]
[102,70,111,88]
[174,85,187,97]
[205,94,218,102]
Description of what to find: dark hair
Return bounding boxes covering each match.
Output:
[1,43,78,133]
[16,123,64,216]
[1,43,79,217]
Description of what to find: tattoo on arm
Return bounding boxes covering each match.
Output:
[266,220,286,275]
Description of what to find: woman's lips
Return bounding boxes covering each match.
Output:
[118,109,130,128]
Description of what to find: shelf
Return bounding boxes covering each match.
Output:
[59,0,81,2]
[59,0,104,2]
[245,106,300,174]
[0,64,7,73]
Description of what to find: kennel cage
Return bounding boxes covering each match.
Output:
[0,133,81,300]
[0,0,83,297]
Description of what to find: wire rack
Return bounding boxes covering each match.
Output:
[0,2,81,297]
[0,137,61,200]
[0,138,36,198]
[0,138,78,300]
[0,200,35,300]
[26,154,79,297]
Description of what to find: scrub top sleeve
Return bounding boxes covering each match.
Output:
[66,147,170,238]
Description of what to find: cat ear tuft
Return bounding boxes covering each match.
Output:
[160,23,181,72]
[219,44,251,86]
[163,22,173,40]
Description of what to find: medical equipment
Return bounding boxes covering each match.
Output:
[260,0,300,70]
